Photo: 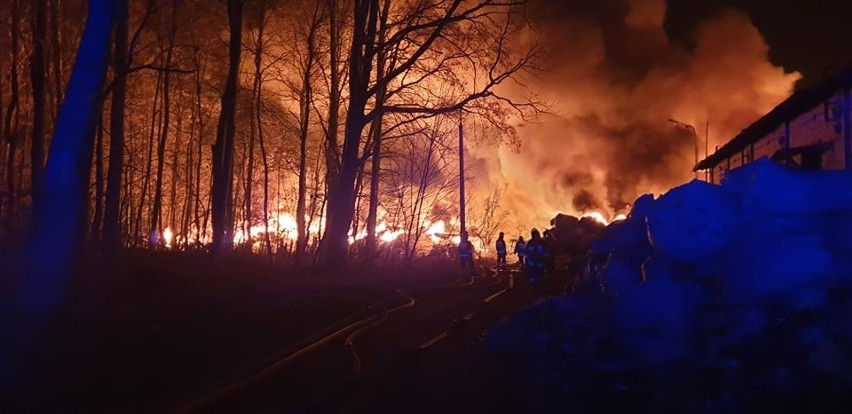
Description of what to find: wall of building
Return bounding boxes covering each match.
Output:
[786,89,846,168]
[708,88,851,184]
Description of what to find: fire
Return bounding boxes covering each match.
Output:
[582,211,610,226]
[425,220,446,243]
[157,209,491,256]
[275,214,298,240]
[380,229,404,243]
[163,227,173,248]
[581,211,628,226]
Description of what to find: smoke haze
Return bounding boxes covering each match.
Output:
[468,0,800,228]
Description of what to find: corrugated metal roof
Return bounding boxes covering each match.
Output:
[694,70,852,171]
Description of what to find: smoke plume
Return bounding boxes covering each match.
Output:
[468,0,800,228]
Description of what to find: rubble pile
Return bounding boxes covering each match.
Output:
[544,213,606,259]
[486,158,852,413]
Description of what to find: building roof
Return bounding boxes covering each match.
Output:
[694,69,852,171]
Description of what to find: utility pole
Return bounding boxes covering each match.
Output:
[458,111,466,238]
[668,118,698,179]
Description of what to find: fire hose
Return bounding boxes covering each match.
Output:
[171,267,507,413]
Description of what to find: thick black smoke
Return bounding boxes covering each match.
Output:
[469,0,798,226]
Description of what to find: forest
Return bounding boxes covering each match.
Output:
[0,0,544,270]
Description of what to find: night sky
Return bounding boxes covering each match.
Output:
[531,0,852,88]
[666,0,852,88]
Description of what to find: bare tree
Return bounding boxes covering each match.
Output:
[103,0,130,253]
[320,0,344,252]
[363,0,391,263]
[25,0,116,312]
[468,186,509,254]
[211,0,244,256]
[91,115,105,242]
[149,0,178,247]
[30,0,48,209]
[290,1,324,266]
[135,70,162,245]
[321,0,543,269]
[392,116,457,268]
[251,0,274,260]
[49,0,64,118]
[4,0,21,230]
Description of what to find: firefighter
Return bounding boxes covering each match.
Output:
[514,235,526,266]
[495,232,508,270]
[525,228,545,284]
[543,229,557,276]
[458,231,475,276]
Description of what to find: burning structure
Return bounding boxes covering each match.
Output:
[696,69,852,182]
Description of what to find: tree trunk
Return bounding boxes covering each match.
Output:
[245,104,255,249]
[211,0,243,255]
[149,4,177,248]
[0,52,4,227]
[122,147,134,238]
[364,124,381,261]
[50,0,64,120]
[181,101,194,248]
[305,143,324,255]
[136,71,162,245]
[4,0,20,230]
[103,0,129,254]
[322,0,378,268]
[24,0,116,313]
[364,0,391,262]
[322,0,342,249]
[253,0,273,262]
[4,141,16,230]
[405,130,438,268]
[30,0,47,209]
[91,114,105,242]
[169,102,183,241]
[324,113,367,268]
[193,50,204,244]
[295,4,321,267]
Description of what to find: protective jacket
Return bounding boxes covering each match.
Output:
[514,241,527,256]
[495,239,507,255]
[458,240,474,258]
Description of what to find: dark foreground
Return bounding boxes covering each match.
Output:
[1,250,567,413]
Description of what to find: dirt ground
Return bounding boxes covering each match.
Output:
[0,247,461,413]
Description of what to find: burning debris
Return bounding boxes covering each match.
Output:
[471,0,801,229]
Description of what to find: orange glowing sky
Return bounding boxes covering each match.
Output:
[467,0,800,229]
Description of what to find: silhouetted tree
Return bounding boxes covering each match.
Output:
[103,0,130,254]
[30,0,48,209]
[4,0,21,230]
[211,0,244,256]
[321,0,542,269]
[149,0,178,247]
[24,0,117,312]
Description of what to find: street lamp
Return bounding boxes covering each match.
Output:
[668,118,699,179]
